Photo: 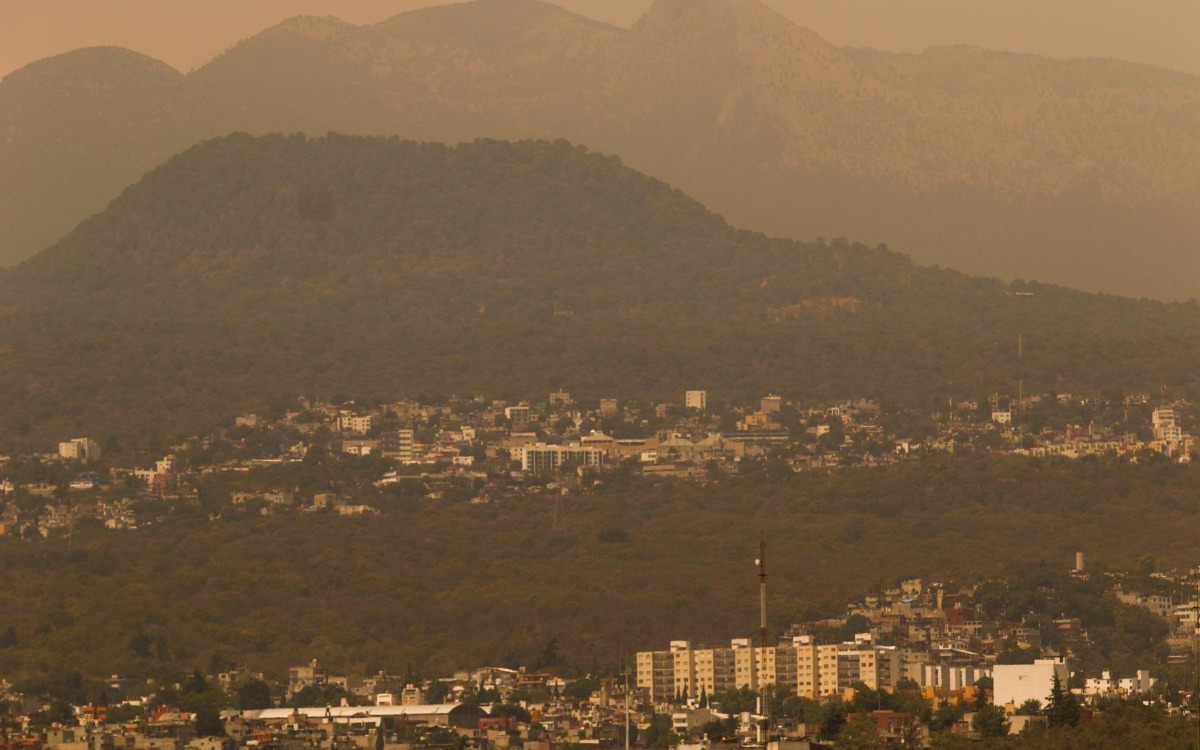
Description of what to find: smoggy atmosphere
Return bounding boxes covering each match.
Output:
[3,0,1198,78]
[1,2,1199,749]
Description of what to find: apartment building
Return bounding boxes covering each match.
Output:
[636,635,900,702]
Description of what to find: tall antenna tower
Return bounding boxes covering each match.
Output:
[755,536,769,741]
[1017,333,1024,425]
[758,536,768,650]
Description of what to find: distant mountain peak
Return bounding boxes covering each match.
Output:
[262,14,359,42]
[1,46,182,87]
[377,0,618,34]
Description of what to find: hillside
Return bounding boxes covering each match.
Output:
[1,0,1198,298]
[0,47,208,270]
[1,134,1199,449]
[0,455,1196,682]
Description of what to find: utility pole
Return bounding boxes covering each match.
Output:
[621,653,631,750]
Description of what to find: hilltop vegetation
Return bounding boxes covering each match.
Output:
[0,454,1196,682]
[1,0,1198,297]
[0,135,1198,448]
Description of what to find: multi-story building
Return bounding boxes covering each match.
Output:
[994,658,1068,709]
[380,429,415,462]
[636,634,900,702]
[58,437,101,463]
[514,443,605,475]
[338,413,375,435]
[685,390,707,411]
[1152,407,1183,441]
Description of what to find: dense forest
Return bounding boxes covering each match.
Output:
[0,135,1198,449]
[0,454,1196,683]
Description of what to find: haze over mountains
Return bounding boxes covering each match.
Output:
[3,0,1199,299]
[1,134,1198,447]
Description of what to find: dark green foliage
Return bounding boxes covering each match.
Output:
[836,715,885,749]
[1045,673,1079,728]
[971,705,1010,737]
[424,680,450,705]
[489,704,532,724]
[930,703,966,732]
[714,687,759,713]
[1,135,1199,449]
[641,714,675,750]
[562,677,599,703]
[0,455,1195,682]
[698,717,737,740]
[194,705,225,737]
[235,679,274,710]
[288,685,368,708]
[1016,699,1042,716]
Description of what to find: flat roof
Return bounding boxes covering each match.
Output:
[245,704,482,721]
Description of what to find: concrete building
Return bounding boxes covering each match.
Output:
[58,437,101,463]
[637,635,900,703]
[1153,407,1183,441]
[338,413,375,435]
[515,443,605,475]
[685,390,707,411]
[380,429,415,462]
[921,665,991,691]
[993,658,1068,709]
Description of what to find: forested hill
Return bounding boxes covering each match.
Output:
[1,134,1199,449]
[2,0,1199,298]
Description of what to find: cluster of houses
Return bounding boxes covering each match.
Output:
[0,553,1195,750]
[0,389,1192,540]
[638,561,1186,712]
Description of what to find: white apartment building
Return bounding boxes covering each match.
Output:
[514,443,605,475]
[994,658,1068,709]
[685,390,707,410]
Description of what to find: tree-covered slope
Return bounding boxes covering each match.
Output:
[0,456,1196,681]
[0,134,1198,448]
[2,0,1199,298]
[0,47,208,269]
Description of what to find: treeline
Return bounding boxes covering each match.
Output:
[0,135,1198,449]
[0,455,1196,684]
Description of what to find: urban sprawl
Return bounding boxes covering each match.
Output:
[0,390,1197,749]
[3,388,1194,538]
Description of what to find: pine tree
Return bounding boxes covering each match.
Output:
[1045,672,1079,728]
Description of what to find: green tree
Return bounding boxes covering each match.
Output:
[1016,698,1042,715]
[194,705,225,737]
[236,679,274,710]
[1045,672,1079,728]
[835,715,885,749]
[971,705,1009,737]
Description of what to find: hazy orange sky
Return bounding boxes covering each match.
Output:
[1,0,1197,80]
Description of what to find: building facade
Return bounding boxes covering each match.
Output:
[636,636,900,702]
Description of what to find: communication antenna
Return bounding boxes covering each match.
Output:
[1017,333,1024,425]
[757,536,767,654]
[755,535,769,741]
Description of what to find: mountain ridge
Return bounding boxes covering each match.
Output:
[2,0,1199,297]
[0,134,1198,448]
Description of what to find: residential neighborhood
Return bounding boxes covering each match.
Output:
[0,389,1193,541]
[0,555,1196,750]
